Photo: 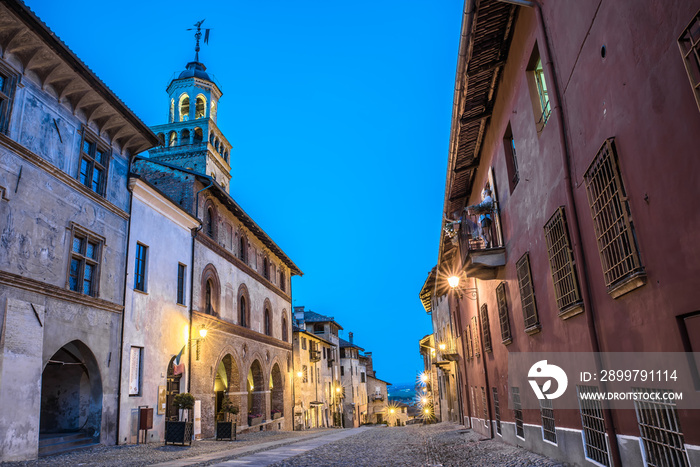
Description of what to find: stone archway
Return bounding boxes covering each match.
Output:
[270,362,284,418]
[247,360,265,424]
[214,354,241,422]
[39,341,102,440]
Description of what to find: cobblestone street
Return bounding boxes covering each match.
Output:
[2,423,567,467]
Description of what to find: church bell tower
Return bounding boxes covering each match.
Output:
[148,21,232,191]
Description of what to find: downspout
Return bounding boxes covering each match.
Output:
[528,3,623,466]
[116,171,136,445]
[187,179,214,393]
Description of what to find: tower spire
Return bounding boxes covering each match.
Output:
[187,19,211,62]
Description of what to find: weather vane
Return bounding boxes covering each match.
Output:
[187,19,211,62]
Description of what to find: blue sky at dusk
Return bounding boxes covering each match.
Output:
[25,0,463,385]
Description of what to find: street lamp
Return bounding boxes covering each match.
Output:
[448,275,460,288]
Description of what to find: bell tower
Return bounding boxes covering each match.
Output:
[148,21,232,191]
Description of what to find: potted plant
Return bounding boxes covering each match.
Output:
[164,393,195,445]
[271,408,282,420]
[248,412,264,426]
[216,398,238,440]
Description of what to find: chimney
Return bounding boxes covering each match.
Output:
[349,332,353,344]
[293,306,305,323]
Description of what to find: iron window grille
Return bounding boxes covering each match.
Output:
[679,10,700,112]
[492,387,501,435]
[512,386,524,439]
[544,207,583,317]
[481,304,492,352]
[134,243,147,292]
[78,127,110,196]
[67,224,103,297]
[302,365,308,383]
[496,282,512,344]
[177,263,186,305]
[584,139,645,296]
[466,324,474,359]
[577,385,611,466]
[0,62,18,135]
[516,253,541,333]
[633,388,690,467]
[539,396,557,444]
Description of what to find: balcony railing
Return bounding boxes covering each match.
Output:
[309,350,321,362]
[457,212,506,280]
[371,394,384,401]
[436,342,460,362]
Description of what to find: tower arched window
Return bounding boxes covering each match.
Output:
[193,127,203,143]
[169,99,174,123]
[156,133,165,146]
[282,316,288,342]
[280,271,286,292]
[239,237,247,263]
[205,207,214,238]
[263,258,269,280]
[205,279,213,314]
[240,296,247,327]
[181,129,190,145]
[179,94,190,122]
[264,308,271,336]
[168,131,177,147]
[195,95,206,119]
[211,101,217,122]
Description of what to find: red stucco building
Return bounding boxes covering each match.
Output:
[431,1,700,465]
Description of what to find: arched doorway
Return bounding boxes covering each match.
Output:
[270,363,284,419]
[247,360,265,424]
[40,341,102,441]
[214,354,241,421]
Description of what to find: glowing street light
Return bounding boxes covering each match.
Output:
[447,275,460,288]
[438,343,446,351]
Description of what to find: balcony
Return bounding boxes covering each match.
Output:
[309,350,321,362]
[371,394,384,401]
[457,212,506,280]
[437,342,460,362]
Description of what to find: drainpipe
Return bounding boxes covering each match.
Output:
[527,3,623,466]
[187,179,214,393]
[115,171,136,445]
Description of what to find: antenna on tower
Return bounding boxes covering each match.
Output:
[187,19,211,62]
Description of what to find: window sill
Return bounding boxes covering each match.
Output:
[524,324,542,335]
[501,337,513,346]
[608,271,646,299]
[558,302,584,320]
[134,288,148,295]
[176,302,187,308]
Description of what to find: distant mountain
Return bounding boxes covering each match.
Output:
[388,382,417,403]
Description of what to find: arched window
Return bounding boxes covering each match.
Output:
[280,271,286,292]
[195,95,206,119]
[169,99,175,123]
[263,258,269,280]
[264,308,271,336]
[156,133,165,146]
[193,127,203,143]
[169,131,177,147]
[205,207,214,238]
[181,129,190,145]
[210,133,215,145]
[282,316,288,342]
[239,296,247,327]
[211,100,217,122]
[179,94,190,122]
[205,280,214,314]
[239,237,247,263]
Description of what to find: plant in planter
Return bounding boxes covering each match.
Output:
[248,412,264,426]
[271,408,282,420]
[216,398,239,441]
[165,393,195,445]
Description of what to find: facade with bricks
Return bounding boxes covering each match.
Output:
[428,1,700,466]
[132,52,302,438]
[0,1,158,460]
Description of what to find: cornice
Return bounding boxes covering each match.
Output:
[196,233,292,302]
[193,310,293,351]
[0,270,124,313]
[0,134,129,220]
